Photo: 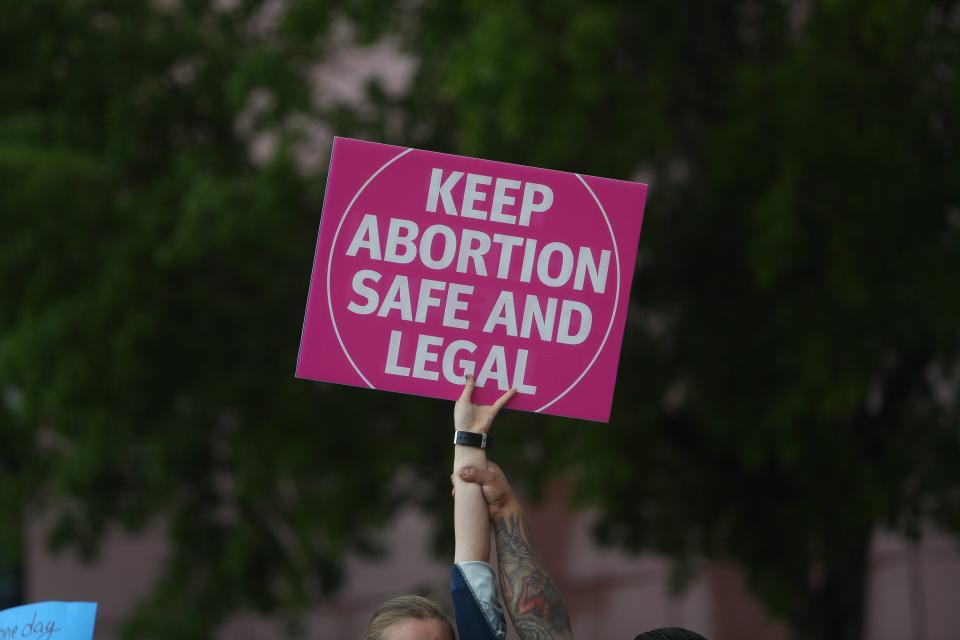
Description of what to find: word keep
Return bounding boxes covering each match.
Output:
[426,168,553,226]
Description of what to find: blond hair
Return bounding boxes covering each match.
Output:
[363,595,455,640]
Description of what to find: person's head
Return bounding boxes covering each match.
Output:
[364,595,456,640]
[634,628,708,640]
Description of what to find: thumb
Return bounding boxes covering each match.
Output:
[458,466,496,485]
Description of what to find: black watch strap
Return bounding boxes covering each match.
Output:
[453,430,492,451]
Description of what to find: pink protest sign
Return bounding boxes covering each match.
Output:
[296,137,647,422]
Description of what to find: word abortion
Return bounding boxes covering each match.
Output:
[346,214,612,293]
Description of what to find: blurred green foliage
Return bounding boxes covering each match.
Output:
[1,1,959,639]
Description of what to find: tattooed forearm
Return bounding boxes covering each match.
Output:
[494,511,574,640]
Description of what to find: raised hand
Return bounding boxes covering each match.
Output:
[453,375,517,434]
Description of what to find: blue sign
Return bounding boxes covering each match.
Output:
[0,602,97,640]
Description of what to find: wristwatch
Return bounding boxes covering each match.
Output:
[453,430,493,451]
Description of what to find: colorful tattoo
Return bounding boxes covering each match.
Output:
[494,511,574,639]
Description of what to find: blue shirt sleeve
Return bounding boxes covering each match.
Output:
[451,562,507,640]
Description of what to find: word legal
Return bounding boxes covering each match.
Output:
[384,330,537,394]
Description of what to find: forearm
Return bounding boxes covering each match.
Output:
[453,443,490,563]
[494,507,574,640]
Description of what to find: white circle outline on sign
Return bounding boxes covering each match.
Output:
[326,150,622,414]
[327,147,414,388]
[533,174,621,413]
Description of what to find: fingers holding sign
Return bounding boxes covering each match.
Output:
[491,385,517,414]
[458,373,476,403]
[454,375,517,434]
